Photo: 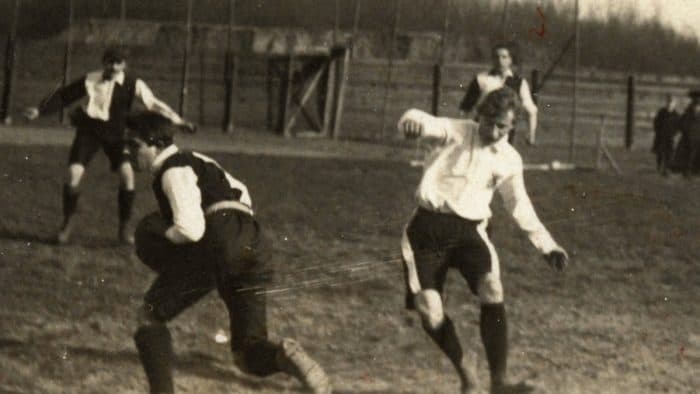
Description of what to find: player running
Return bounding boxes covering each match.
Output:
[398,87,568,394]
[125,111,331,394]
[23,46,194,244]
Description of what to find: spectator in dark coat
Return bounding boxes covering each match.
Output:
[674,90,700,177]
[652,94,680,176]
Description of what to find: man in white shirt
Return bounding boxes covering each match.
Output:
[459,43,538,145]
[399,88,568,394]
[23,47,194,245]
[125,112,331,394]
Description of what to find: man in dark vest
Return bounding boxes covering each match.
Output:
[651,94,680,176]
[459,43,538,145]
[124,112,331,394]
[23,46,195,244]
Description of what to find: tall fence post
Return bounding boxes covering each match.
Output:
[625,75,635,150]
[179,0,193,118]
[222,0,236,133]
[61,0,75,124]
[432,0,450,116]
[1,0,21,125]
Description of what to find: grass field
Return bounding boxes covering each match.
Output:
[0,128,699,393]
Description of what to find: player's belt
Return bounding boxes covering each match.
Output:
[205,200,254,217]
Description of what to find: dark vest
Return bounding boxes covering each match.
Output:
[503,74,523,93]
[152,151,244,222]
[70,74,138,138]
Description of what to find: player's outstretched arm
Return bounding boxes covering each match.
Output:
[498,168,568,270]
[23,78,87,121]
[520,80,538,145]
[134,79,196,133]
[398,109,449,141]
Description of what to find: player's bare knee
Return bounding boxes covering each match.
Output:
[477,276,504,304]
[415,289,445,329]
[67,164,85,188]
[119,162,135,190]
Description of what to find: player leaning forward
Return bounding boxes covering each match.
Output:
[124,112,331,394]
[398,87,568,394]
[23,47,193,244]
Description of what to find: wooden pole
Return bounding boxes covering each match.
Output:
[501,0,509,41]
[1,0,20,125]
[119,0,126,45]
[333,0,340,45]
[350,0,361,58]
[596,115,605,170]
[432,0,450,116]
[60,0,75,124]
[332,0,360,138]
[568,0,579,162]
[179,0,193,117]
[625,75,635,149]
[380,0,401,138]
[222,0,236,133]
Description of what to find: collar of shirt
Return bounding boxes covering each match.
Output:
[102,71,125,85]
[150,145,179,173]
[472,128,509,154]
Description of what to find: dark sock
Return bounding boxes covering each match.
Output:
[134,324,174,394]
[480,303,508,385]
[118,188,135,225]
[423,316,464,375]
[62,184,80,225]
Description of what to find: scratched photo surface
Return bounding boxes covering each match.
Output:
[1,1,699,393]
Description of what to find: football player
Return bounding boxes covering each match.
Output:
[399,87,568,393]
[125,111,331,394]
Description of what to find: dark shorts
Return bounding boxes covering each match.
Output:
[401,207,496,304]
[68,127,129,172]
[135,210,272,350]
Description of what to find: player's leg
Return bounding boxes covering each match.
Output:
[133,215,216,393]
[213,212,331,393]
[58,130,100,244]
[403,210,478,393]
[105,141,136,244]
[470,222,532,394]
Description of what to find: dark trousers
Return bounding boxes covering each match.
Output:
[134,210,279,375]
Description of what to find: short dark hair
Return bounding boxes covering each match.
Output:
[102,46,127,64]
[491,42,519,65]
[126,112,177,148]
[477,87,521,120]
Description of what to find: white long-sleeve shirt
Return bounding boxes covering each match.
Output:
[399,108,558,253]
[83,70,184,124]
[150,145,252,244]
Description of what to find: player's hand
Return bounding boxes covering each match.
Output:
[178,121,197,134]
[22,107,39,121]
[543,247,568,271]
[400,118,423,139]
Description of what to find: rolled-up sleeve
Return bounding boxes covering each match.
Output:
[519,79,538,115]
[161,167,205,243]
[398,109,466,144]
[497,168,558,254]
[135,79,185,125]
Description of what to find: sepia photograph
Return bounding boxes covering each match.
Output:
[0,0,698,393]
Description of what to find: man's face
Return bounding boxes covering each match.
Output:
[478,110,515,145]
[494,48,512,71]
[103,60,126,79]
[127,137,158,172]
[667,97,677,110]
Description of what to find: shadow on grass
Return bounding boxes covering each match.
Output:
[0,337,298,392]
[0,227,55,245]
